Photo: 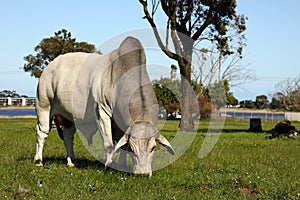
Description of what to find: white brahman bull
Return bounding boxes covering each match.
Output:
[34,36,175,176]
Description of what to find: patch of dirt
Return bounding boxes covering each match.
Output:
[231,177,261,198]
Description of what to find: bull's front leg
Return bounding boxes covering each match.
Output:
[97,107,114,168]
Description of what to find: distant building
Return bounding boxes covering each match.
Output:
[0,97,35,106]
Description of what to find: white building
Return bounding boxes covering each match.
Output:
[0,97,35,106]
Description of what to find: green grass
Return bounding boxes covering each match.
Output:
[0,118,300,199]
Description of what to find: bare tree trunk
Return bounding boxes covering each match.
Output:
[138,0,196,131]
[179,59,194,131]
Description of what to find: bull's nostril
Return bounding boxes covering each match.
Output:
[135,172,152,177]
[133,168,152,177]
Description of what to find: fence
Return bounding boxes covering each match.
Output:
[221,109,300,122]
[285,112,300,121]
[0,97,35,107]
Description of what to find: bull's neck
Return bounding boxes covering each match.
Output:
[107,49,157,125]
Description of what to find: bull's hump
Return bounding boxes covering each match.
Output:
[118,37,145,63]
[120,37,143,49]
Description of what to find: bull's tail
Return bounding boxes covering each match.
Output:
[53,115,64,141]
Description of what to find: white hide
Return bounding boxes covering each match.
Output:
[34,37,174,175]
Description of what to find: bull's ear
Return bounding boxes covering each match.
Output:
[156,134,175,155]
[114,134,129,152]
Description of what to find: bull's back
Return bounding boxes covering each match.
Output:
[37,52,92,119]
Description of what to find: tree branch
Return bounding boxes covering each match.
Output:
[139,0,178,60]
[180,0,193,34]
[192,4,214,41]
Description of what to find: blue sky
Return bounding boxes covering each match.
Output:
[0,1,299,100]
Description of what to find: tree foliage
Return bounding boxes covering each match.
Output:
[153,77,238,118]
[152,77,181,106]
[255,95,269,109]
[270,97,284,110]
[152,77,181,119]
[200,80,237,108]
[239,95,275,110]
[0,90,23,98]
[139,0,246,131]
[239,100,255,109]
[23,29,96,77]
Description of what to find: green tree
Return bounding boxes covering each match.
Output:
[0,90,20,98]
[207,81,226,108]
[239,100,255,109]
[226,92,238,106]
[152,77,181,106]
[204,80,237,108]
[255,95,269,109]
[270,97,284,110]
[152,77,181,119]
[139,0,246,131]
[23,29,96,77]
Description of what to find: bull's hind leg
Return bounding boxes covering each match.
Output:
[63,123,76,167]
[34,108,51,166]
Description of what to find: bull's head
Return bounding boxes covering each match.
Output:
[112,121,175,176]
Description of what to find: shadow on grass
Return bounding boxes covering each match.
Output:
[42,156,135,175]
[42,156,106,170]
[196,128,268,134]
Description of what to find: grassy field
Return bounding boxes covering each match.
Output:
[0,118,299,199]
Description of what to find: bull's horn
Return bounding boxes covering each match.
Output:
[114,134,129,153]
[156,134,175,155]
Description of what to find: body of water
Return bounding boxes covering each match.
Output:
[0,109,286,120]
[0,109,36,117]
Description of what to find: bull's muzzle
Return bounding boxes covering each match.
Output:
[132,153,153,177]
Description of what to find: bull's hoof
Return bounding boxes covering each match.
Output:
[34,160,43,167]
[67,163,75,167]
[67,157,75,167]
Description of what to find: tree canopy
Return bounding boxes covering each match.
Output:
[139,0,247,131]
[23,29,96,78]
[153,76,238,119]
[152,77,181,106]
[0,90,25,98]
